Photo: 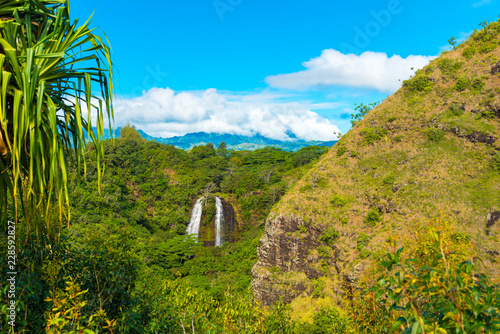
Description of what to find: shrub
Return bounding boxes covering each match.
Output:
[319,227,340,245]
[360,127,387,145]
[312,280,326,299]
[472,77,486,91]
[330,194,348,208]
[477,110,495,119]
[387,116,397,122]
[382,176,395,185]
[493,152,500,172]
[364,208,381,226]
[317,246,332,259]
[480,42,497,53]
[404,75,435,92]
[310,307,349,334]
[356,233,370,250]
[350,150,359,158]
[336,146,347,157]
[449,102,464,116]
[426,128,445,142]
[454,77,471,91]
[437,58,462,76]
[394,135,402,143]
[462,45,476,59]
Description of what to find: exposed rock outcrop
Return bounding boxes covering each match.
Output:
[221,198,237,243]
[252,215,325,305]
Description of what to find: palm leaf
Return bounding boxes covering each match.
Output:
[0,0,114,224]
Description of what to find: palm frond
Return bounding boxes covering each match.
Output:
[0,0,113,224]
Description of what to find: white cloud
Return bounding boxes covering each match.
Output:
[265,49,434,93]
[112,88,340,141]
[472,0,491,7]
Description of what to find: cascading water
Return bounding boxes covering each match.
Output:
[186,197,204,241]
[214,197,225,247]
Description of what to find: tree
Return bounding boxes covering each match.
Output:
[0,0,113,222]
[217,141,228,157]
[350,102,378,127]
[120,122,145,142]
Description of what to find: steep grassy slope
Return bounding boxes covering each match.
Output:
[252,20,500,322]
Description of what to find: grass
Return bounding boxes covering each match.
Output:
[257,19,500,319]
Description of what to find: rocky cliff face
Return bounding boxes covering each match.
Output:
[252,215,339,305]
[221,198,238,243]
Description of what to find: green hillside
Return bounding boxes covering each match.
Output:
[252,19,500,324]
[3,10,500,333]
[0,124,329,333]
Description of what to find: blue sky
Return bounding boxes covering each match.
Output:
[72,0,499,140]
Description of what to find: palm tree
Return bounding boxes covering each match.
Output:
[0,0,113,223]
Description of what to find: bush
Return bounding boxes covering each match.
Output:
[360,127,387,145]
[317,245,332,259]
[310,307,349,334]
[437,58,462,77]
[356,233,371,258]
[312,280,326,298]
[454,77,471,91]
[426,128,445,142]
[356,233,370,251]
[383,175,395,185]
[404,75,435,92]
[449,102,464,116]
[480,42,497,53]
[462,45,476,59]
[319,227,340,245]
[330,194,348,208]
[472,77,486,91]
[364,208,381,226]
[336,146,347,157]
[350,150,359,158]
[394,135,402,143]
[493,152,500,172]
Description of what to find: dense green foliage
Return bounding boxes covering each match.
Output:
[347,220,500,334]
[0,126,327,333]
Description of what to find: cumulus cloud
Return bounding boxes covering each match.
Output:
[112,88,340,141]
[265,49,434,93]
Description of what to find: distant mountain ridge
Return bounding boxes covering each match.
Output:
[136,130,337,151]
[91,128,337,151]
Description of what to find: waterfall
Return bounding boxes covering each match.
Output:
[186,197,204,241]
[215,197,225,247]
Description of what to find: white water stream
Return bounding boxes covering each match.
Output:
[186,197,204,241]
[215,197,225,247]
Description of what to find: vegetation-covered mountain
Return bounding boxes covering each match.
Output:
[137,129,337,151]
[252,18,500,327]
[90,127,337,151]
[1,122,329,332]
